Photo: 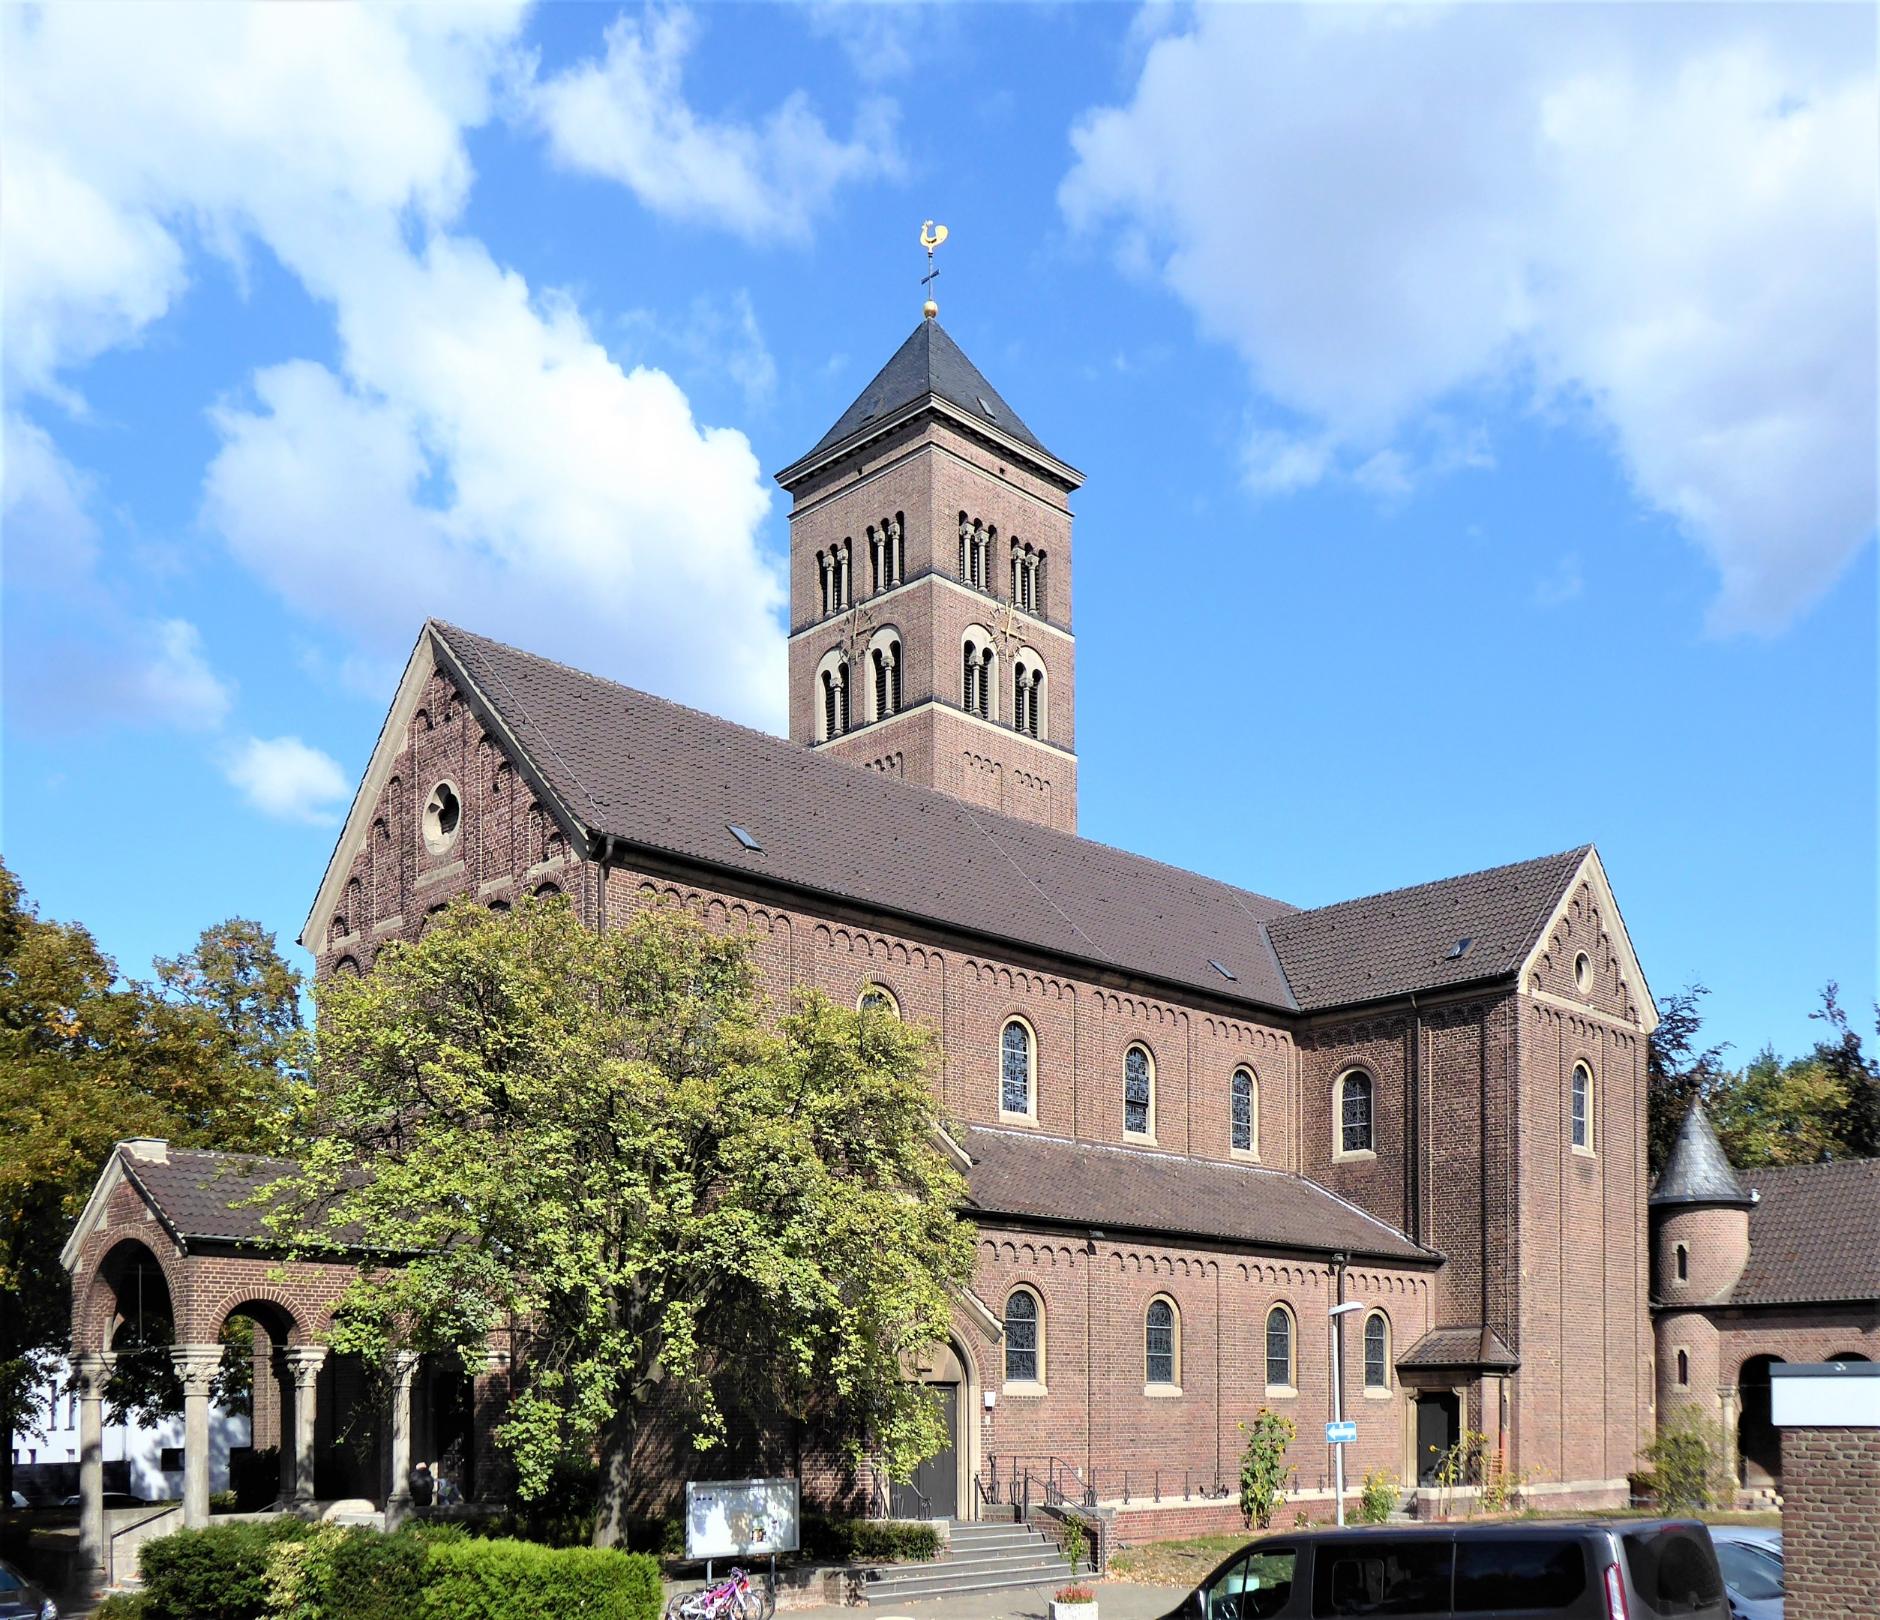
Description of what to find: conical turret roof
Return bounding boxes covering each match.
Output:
[794,319,1055,465]
[1650,1101,1753,1208]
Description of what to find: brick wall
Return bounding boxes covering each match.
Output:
[1780,1425,1880,1620]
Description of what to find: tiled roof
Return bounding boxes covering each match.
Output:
[1397,1325,1520,1370]
[962,1126,1436,1265]
[1650,1103,1752,1208]
[434,623,1592,1020]
[435,622,1301,1009]
[121,1147,298,1245]
[1732,1159,1880,1305]
[793,319,1054,466]
[1267,848,1589,1012]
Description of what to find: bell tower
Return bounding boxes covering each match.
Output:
[776,312,1082,832]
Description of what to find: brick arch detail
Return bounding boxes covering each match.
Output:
[74,1234,190,1355]
[185,1278,339,1347]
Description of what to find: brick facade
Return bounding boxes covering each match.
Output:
[1779,1425,1880,1620]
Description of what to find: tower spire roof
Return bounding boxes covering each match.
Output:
[796,319,1055,466]
[1650,1101,1754,1208]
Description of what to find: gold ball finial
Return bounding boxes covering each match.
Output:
[923,299,939,319]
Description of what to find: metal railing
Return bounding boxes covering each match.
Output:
[979,1453,1231,1512]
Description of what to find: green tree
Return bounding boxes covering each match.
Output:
[265,897,976,1547]
[0,860,310,1496]
[1646,984,1729,1175]
[1708,1048,1849,1167]
[1809,982,1880,1159]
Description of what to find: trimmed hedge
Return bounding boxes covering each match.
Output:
[422,1536,662,1620]
[802,1514,939,1563]
[92,1595,152,1620]
[134,1522,661,1620]
[141,1520,308,1620]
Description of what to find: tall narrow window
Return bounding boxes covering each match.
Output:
[1571,1062,1593,1151]
[1675,1243,1688,1283]
[869,529,882,594]
[1124,1044,1154,1137]
[1265,1306,1294,1389]
[1146,1298,1177,1386]
[822,670,837,740]
[976,648,992,718]
[959,514,969,580]
[1232,1068,1256,1154]
[1014,662,1029,732]
[964,641,979,715]
[1036,552,1047,616]
[1000,1019,1034,1117]
[1012,552,1022,604]
[818,551,830,616]
[1363,1312,1389,1391]
[890,643,902,713]
[1004,1289,1041,1384]
[890,514,905,584]
[1338,1070,1374,1155]
[1676,1349,1689,1386]
[1027,670,1043,738]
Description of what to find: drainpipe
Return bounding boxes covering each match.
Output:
[1406,993,1422,1247]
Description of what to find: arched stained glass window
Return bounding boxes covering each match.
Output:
[1265,1306,1294,1388]
[1146,1298,1177,1385]
[1232,1069,1256,1154]
[1364,1313,1389,1390]
[1005,1289,1040,1383]
[1001,1020,1034,1117]
[1125,1045,1153,1137]
[1339,1071,1373,1155]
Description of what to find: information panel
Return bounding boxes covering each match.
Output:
[685,1477,801,1560]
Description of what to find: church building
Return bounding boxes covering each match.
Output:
[63,310,1662,1562]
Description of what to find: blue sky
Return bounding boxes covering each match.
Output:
[4,2,1875,1066]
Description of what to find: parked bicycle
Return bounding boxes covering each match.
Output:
[665,1565,775,1620]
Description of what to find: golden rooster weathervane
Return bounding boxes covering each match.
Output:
[921,220,948,319]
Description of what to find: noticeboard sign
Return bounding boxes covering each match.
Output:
[685,1477,801,1560]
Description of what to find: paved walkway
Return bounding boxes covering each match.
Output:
[786,1581,1174,1620]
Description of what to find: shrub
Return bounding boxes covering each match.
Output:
[208,1491,239,1514]
[1639,1409,1727,1512]
[265,1523,435,1620]
[802,1515,939,1563]
[93,1594,151,1620]
[1060,1514,1088,1576]
[140,1520,310,1620]
[420,1536,662,1620]
[1357,1469,1397,1525]
[1054,1587,1095,1604]
[485,1459,598,1548]
[1238,1408,1296,1529]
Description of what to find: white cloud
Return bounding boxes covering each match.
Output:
[137,619,235,730]
[5,1,791,731]
[529,7,899,240]
[1534,554,1586,610]
[224,735,351,825]
[1062,4,1878,633]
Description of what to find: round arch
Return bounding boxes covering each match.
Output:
[75,1236,185,1356]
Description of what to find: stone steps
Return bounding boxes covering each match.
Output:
[859,1520,1077,1605]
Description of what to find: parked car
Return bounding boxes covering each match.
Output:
[0,1556,57,1620]
[56,1492,141,1509]
[1158,1520,1731,1620]
[1708,1529,1783,1620]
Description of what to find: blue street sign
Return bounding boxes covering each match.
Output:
[1325,1420,1357,1445]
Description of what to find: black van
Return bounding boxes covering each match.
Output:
[1157,1521,1731,1620]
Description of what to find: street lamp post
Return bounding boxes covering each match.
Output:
[1329,1299,1365,1528]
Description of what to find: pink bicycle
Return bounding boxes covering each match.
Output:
[667,1565,774,1620]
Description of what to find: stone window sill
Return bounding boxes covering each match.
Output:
[1265,1384,1297,1399]
[1144,1384,1183,1398]
[1003,1381,1048,1399]
[1363,1387,1393,1401]
[1334,1148,1378,1164]
[998,1110,1038,1128]
[1231,1147,1261,1164]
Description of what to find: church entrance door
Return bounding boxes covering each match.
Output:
[1415,1392,1460,1484]
[892,1384,957,1519]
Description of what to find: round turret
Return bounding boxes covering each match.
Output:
[1651,1102,1753,1303]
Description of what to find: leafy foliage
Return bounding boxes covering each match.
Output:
[264,897,975,1545]
[1648,980,1878,1172]
[1237,1408,1295,1529]
[1356,1469,1397,1524]
[0,860,310,1493]
[419,1536,661,1620]
[140,1519,310,1620]
[263,1522,439,1620]
[804,1515,940,1562]
[1061,1513,1088,1577]
[1638,1408,1728,1512]
[91,1594,152,1620]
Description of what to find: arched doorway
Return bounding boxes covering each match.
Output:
[895,1336,980,1521]
[1736,1355,1784,1490]
[207,1299,301,1508]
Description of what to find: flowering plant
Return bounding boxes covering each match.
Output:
[1055,1587,1096,1604]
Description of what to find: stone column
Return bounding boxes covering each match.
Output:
[173,1344,223,1529]
[282,1346,329,1505]
[387,1351,419,1522]
[1717,1383,1742,1497]
[74,1353,113,1587]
